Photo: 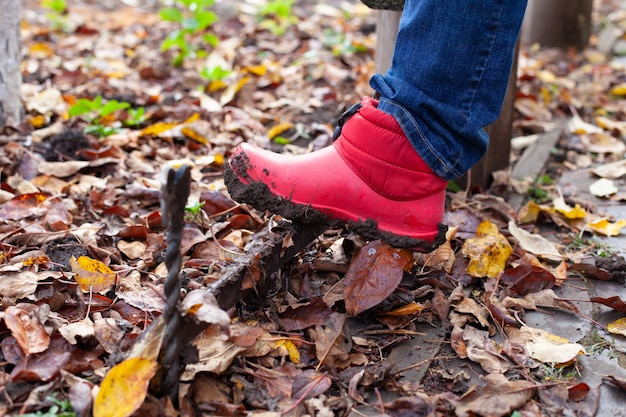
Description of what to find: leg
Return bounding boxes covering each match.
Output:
[371,0,527,180]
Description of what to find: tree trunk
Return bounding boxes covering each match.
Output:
[521,0,592,50]
[0,0,23,128]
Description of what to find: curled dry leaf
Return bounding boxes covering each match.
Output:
[452,373,536,417]
[587,218,626,236]
[461,220,512,278]
[507,326,585,364]
[602,375,626,392]
[508,221,563,262]
[590,295,626,312]
[607,317,626,337]
[181,290,231,334]
[4,304,51,355]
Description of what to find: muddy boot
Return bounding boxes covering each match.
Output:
[223,96,448,251]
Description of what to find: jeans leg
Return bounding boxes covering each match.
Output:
[370,0,527,181]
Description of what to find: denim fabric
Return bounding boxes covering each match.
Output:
[370,0,527,181]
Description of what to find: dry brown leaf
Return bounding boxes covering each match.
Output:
[4,304,51,355]
[343,240,411,316]
[508,221,563,262]
[453,373,536,417]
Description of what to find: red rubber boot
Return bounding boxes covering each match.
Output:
[224,97,448,251]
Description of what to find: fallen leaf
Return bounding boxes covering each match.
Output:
[569,382,590,402]
[4,304,51,355]
[589,178,618,197]
[274,339,301,364]
[343,240,411,316]
[180,290,231,334]
[70,255,117,293]
[291,370,332,401]
[309,312,349,368]
[0,271,41,299]
[508,221,563,261]
[453,373,536,417]
[93,357,157,417]
[500,263,556,295]
[508,326,585,364]
[279,297,332,331]
[553,196,586,219]
[607,317,626,336]
[590,159,626,179]
[587,218,626,236]
[462,220,512,278]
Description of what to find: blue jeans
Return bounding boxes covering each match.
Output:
[370,0,527,181]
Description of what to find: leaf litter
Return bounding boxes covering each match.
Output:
[1,0,626,416]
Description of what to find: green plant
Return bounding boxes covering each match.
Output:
[185,201,205,216]
[124,107,147,127]
[582,329,617,358]
[258,0,297,35]
[41,0,71,32]
[200,65,232,82]
[322,28,369,57]
[564,235,615,257]
[68,96,131,137]
[21,395,76,417]
[159,0,219,66]
[540,362,578,382]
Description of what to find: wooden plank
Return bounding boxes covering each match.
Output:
[374,10,402,74]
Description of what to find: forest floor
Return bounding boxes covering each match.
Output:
[2,0,626,416]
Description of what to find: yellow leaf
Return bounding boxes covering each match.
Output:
[587,218,626,236]
[181,125,209,145]
[93,357,157,417]
[183,112,201,124]
[517,200,542,224]
[243,64,268,76]
[208,79,227,92]
[607,317,626,337]
[267,122,294,140]
[220,76,250,105]
[553,196,586,219]
[29,42,55,58]
[384,302,424,316]
[29,115,47,128]
[70,255,117,293]
[274,339,301,364]
[610,82,626,96]
[140,122,178,137]
[462,220,512,278]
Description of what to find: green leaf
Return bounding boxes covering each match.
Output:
[159,7,183,22]
[195,10,217,30]
[203,33,219,47]
[68,98,98,117]
[99,100,130,117]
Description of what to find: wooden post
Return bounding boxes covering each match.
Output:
[375,10,402,74]
[521,0,592,50]
[463,42,520,190]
